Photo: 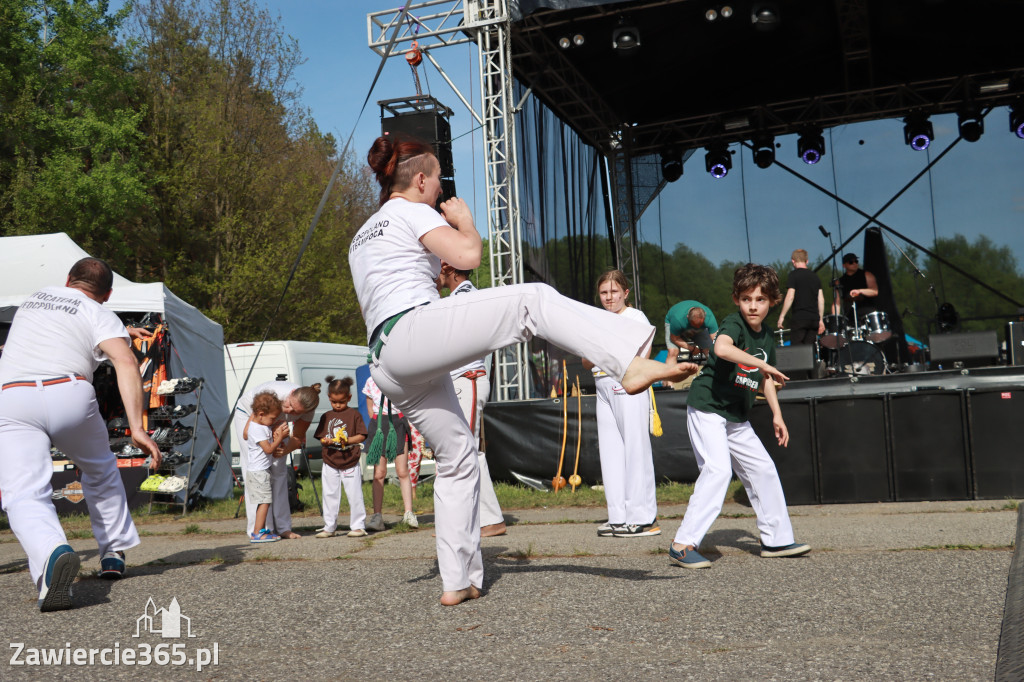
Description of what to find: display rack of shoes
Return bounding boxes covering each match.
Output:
[139,377,205,517]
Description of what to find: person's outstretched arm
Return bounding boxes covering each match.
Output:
[99,337,162,468]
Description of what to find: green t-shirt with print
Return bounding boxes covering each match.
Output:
[686,312,776,422]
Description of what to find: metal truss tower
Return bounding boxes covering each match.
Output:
[368,0,528,400]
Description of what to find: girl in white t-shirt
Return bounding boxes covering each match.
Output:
[583,270,661,540]
[348,136,697,606]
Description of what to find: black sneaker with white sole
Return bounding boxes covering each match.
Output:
[612,521,662,537]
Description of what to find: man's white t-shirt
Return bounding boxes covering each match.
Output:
[448,280,487,378]
[593,306,650,378]
[237,380,314,424]
[348,198,445,341]
[0,286,129,384]
[246,422,273,471]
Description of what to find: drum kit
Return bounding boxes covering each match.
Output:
[779,304,893,377]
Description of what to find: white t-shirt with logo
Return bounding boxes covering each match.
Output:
[246,422,273,471]
[593,306,650,378]
[448,280,487,378]
[348,198,445,341]
[0,286,129,384]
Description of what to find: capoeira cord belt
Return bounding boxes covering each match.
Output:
[365,396,399,466]
[2,375,87,390]
[367,305,421,365]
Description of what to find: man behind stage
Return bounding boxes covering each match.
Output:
[665,300,717,363]
[833,252,879,319]
[777,249,825,345]
[0,257,160,612]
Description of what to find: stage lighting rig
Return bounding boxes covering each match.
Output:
[957,107,983,142]
[705,5,733,21]
[558,33,585,49]
[751,3,780,30]
[661,149,683,182]
[612,20,640,53]
[904,113,933,151]
[752,134,775,169]
[1010,103,1024,139]
[797,128,825,165]
[705,142,731,179]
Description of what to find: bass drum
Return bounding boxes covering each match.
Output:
[837,340,887,376]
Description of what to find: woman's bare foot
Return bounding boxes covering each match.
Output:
[440,585,481,606]
[279,530,301,540]
[621,358,700,395]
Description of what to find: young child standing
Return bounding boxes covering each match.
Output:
[314,376,369,538]
[246,392,290,543]
[670,264,811,568]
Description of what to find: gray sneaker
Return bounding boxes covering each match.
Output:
[366,513,385,532]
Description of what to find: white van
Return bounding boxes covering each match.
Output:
[224,340,435,483]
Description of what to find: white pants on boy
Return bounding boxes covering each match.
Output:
[321,463,366,533]
[673,406,795,548]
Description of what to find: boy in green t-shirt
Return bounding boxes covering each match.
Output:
[669,264,811,569]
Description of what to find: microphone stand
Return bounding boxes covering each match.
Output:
[819,225,843,376]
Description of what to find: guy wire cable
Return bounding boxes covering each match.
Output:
[216,3,413,449]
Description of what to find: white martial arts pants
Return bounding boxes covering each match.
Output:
[673,406,795,548]
[233,409,293,536]
[594,375,658,525]
[452,373,504,527]
[321,463,366,533]
[372,283,654,592]
[0,380,140,587]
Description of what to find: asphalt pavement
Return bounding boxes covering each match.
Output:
[0,499,1018,680]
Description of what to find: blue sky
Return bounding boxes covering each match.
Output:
[122,1,1024,276]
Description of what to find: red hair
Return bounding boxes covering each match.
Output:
[367,135,437,206]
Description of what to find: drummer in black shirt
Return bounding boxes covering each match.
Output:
[832,252,879,321]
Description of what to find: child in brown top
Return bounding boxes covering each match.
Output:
[313,376,368,538]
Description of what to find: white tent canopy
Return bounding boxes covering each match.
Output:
[0,233,233,499]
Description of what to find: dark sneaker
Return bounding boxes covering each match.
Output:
[38,544,80,612]
[668,544,711,569]
[613,521,661,537]
[149,404,197,420]
[760,542,811,558]
[596,522,623,537]
[99,551,126,579]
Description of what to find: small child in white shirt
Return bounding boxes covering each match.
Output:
[245,391,290,543]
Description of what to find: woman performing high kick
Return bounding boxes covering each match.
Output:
[348,136,698,606]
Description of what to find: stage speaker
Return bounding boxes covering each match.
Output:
[970,388,1024,498]
[381,111,454,178]
[775,344,815,380]
[889,391,969,501]
[928,330,998,368]
[815,396,891,503]
[749,399,817,504]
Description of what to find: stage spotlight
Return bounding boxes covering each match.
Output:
[705,143,731,179]
[1010,104,1024,139]
[558,36,571,49]
[751,3,780,30]
[721,5,733,18]
[612,21,640,53]
[705,8,718,21]
[573,33,585,46]
[957,108,983,142]
[903,113,933,151]
[797,128,825,165]
[661,149,683,182]
[752,134,775,169]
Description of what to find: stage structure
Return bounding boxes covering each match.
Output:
[370,0,1024,400]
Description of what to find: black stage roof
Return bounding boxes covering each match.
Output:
[509,0,1024,155]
